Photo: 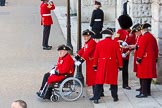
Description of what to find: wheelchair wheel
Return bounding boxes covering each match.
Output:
[59,77,83,101]
[50,94,59,102]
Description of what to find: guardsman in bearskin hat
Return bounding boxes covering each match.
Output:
[36,44,74,99]
[90,1,104,42]
[92,28,123,104]
[135,23,158,98]
[40,0,55,50]
[114,15,135,90]
[74,29,100,97]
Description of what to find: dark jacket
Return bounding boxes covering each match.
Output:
[90,8,104,29]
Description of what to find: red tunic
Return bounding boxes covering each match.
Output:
[78,38,97,86]
[47,54,74,84]
[40,2,55,25]
[136,32,158,78]
[93,38,123,85]
[114,29,136,60]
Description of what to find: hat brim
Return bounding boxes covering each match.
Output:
[100,30,113,35]
[57,45,72,51]
[82,30,95,36]
[140,23,151,29]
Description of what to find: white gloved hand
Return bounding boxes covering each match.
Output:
[75,61,81,66]
[73,57,77,62]
[50,69,55,75]
[122,41,128,47]
[122,53,126,58]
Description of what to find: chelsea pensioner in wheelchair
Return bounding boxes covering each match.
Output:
[36,44,83,102]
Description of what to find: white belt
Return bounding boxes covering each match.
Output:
[42,14,51,16]
[94,19,101,21]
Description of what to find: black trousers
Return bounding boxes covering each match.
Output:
[0,0,5,6]
[42,25,51,47]
[140,78,152,95]
[94,84,118,100]
[92,85,104,96]
[122,59,129,87]
[110,85,118,99]
[39,72,52,99]
[40,72,50,90]
[91,28,102,39]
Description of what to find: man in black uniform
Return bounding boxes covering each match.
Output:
[90,1,104,42]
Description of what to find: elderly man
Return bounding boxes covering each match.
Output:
[92,28,123,104]
[36,44,74,99]
[135,23,158,98]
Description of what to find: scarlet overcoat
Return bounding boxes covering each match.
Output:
[93,38,123,85]
[40,2,55,25]
[78,38,97,86]
[136,32,158,78]
[47,54,74,84]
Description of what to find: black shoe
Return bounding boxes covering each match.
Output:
[136,88,141,91]
[113,98,119,102]
[89,97,95,101]
[47,45,52,48]
[136,93,147,98]
[90,97,100,100]
[36,92,43,98]
[43,46,52,50]
[123,86,131,90]
[100,93,104,97]
[36,92,40,96]
[94,100,99,104]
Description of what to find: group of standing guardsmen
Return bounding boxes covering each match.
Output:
[39,0,159,104]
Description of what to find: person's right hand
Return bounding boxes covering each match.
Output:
[50,69,55,74]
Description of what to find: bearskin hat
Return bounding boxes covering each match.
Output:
[118,15,133,29]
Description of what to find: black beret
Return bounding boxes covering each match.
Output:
[118,15,133,29]
[95,1,101,6]
[140,23,151,30]
[100,28,114,35]
[82,29,95,36]
[131,23,141,33]
[57,44,72,51]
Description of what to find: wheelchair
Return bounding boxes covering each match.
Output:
[49,76,83,102]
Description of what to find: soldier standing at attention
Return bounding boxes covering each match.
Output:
[40,0,55,50]
[90,1,104,42]
[114,15,134,90]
